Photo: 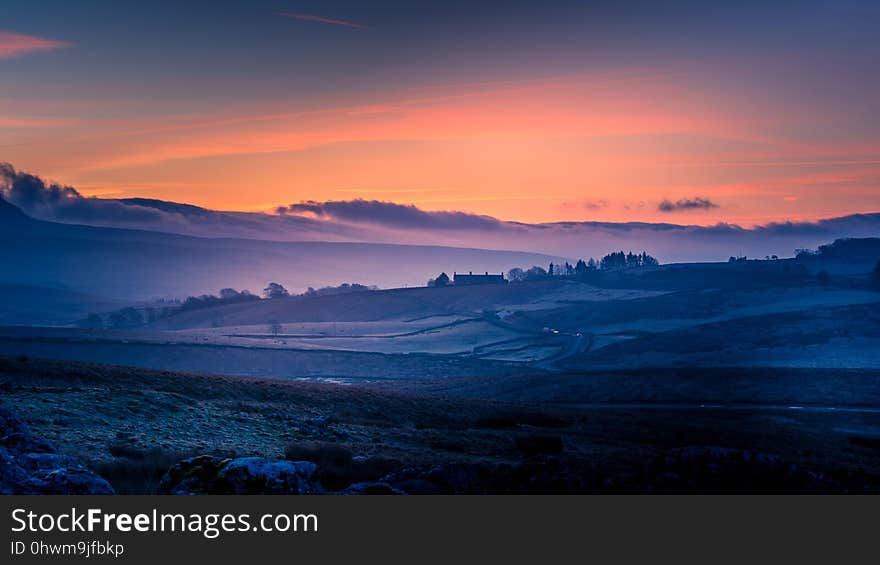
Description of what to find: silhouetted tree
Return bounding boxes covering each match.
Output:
[600,251,626,271]
[433,272,451,287]
[303,283,376,296]
[263,282,289,299]
[268,318,283,336]
[599,250,658,270]
[507,267,526,282]
[219,288,240,299]
[525,266,549,280]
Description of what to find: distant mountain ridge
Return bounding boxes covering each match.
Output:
[4,162,880,263]
[0,195,32,224]
[0,198,562,305]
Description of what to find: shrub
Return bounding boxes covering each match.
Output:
[284,441,400,490]
[95,445,195,494]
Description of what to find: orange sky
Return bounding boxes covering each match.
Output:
[3,2,880,227]
[4,71,876,226]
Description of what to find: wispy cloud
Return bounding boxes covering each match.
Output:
[0,31,71,59]
[278,12,367,30]
[583,199,608,211]
[0,115,76,128]
[658,197,719,212]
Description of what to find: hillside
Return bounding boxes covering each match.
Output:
[0,196,560,311]
[150,279,657,329]
[0,284,124,326]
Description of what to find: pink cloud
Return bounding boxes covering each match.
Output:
[0,31,71,59]
[277,12,367,30]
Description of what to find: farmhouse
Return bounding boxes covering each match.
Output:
[453,271,506,286]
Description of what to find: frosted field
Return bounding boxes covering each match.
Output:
[178,316,562,359]
[494,285,666,312]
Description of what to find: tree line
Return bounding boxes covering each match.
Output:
[77,281,377,329]
[507,251,659,282]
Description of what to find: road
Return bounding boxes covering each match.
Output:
[532,330,592,370]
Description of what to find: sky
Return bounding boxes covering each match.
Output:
[2,0,880,227]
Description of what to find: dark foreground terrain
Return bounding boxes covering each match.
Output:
[2,356,879,494]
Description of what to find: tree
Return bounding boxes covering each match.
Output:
[263,282,289,299]
[268,318,283,336]
[524,266,549,280]
[219,288,240,299]
[599,250,658,270]
[600,251,626,271]
[507,267,526,282]
[433,272,451,287]
[548,263,555,277]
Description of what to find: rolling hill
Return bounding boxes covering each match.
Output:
[0,196,561,320]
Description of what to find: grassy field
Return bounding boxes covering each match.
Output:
[3,356,879,493]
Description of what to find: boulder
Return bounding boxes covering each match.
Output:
[216,457,320,495]
[159,455,322,495]
[339,481,405,495]
[0,407,114,495]
[157,455,228,495]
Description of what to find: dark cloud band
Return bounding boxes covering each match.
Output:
[658,197,718,212]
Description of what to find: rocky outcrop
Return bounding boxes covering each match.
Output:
[0,408,114,494]
[158,455,322,495]
[339,481,405,495]
[155,444,878,495]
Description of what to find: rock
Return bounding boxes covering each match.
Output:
[159,456,322,495]
[0,448,29,494]
[381,467,445,494]
[0,407,114,495]
[24,466,114,495]
[216,458,320,495]
[1,410,55,454]
[340,481,406,495]
[157,455,228,495]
